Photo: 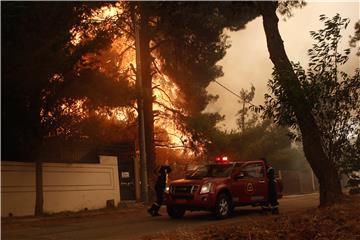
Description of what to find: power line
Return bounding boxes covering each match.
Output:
[213,80,256,107]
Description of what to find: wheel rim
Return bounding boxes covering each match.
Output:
[219,198,229,216]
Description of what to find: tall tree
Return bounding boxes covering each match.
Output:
[2,2,81,215]
[2,2,248,203]
[237,84,256,132]
[2,2,115,215]
[264,14,360,179]
[130,2,156,199]
[126,2,259,190]
[258,2,342,206]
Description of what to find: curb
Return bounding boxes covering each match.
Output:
[282,192,318,198]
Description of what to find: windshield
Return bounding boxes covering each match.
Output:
[186,164,234,179]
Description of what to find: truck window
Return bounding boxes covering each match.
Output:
[186,164,234,179]
[241,163,265,179]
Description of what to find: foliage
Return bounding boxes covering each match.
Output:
[2,2,317,167]
[2,2,143,159]
[185,112,308,171]
[1,2,263,166]
[226,120,308,171]
[263,14,360,175]
[236,84,260,132]
[152,2,228,114]
[67,2,256,151]
[2,2,90,160]
[349,20,360,56]
[184,112,225,155]
[347,172,360,195]
[276,0,306,20]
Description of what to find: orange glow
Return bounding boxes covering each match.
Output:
[60,99,87,119]
[90,4,123,22]
[52,3,203,155]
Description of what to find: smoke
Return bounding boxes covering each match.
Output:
[205,2,359,130]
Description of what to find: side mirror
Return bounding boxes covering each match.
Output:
[235,172,245,180]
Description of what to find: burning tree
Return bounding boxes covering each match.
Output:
[5,1,352,213]
[3,2,236,211]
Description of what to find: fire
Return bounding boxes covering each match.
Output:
[152,69,188,148]
[70,3,124,46]
[90,4,123,22]
[47,3,202,155]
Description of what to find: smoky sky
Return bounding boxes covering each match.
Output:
[205,2,360,130]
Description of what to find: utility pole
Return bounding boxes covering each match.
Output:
[134,8,149,203]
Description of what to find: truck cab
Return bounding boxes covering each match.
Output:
[165,160,283,219]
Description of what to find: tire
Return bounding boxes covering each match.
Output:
[167,205,186,219]
[214,193,232,219]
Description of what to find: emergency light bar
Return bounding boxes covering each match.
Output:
[215,156,229,162]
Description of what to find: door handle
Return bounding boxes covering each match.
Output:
[258,180,265,183]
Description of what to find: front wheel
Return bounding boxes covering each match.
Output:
[214,193,232,219]
[167,205,186,219]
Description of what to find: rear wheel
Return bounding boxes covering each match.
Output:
[167,205,186,219]
[214,193,232,219]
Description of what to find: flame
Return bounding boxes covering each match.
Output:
[59,99,87,119]
[70,2,124,46]
[50,3,202,155]
[90,4,123,22]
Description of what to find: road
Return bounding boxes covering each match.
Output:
[2,193,318,240]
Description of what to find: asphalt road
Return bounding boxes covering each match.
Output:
[2,193,319,240]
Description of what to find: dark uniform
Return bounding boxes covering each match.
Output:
[267,166,279,214]
[261,158,279,214]
[148,165,172,217]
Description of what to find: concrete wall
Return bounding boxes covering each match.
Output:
[1,156,120,217]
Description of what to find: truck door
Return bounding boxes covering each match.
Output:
[232,162,267,203]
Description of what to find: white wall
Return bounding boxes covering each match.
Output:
[1,156,120,217]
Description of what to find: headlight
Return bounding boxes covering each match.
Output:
[200,182,212,194]
[165,186,170,193]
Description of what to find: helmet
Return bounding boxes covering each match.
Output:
[159,165,172,174]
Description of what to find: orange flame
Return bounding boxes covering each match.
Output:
[54,3,203,155]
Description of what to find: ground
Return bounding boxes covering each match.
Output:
[2,194,359,240]
[144,195,360,240]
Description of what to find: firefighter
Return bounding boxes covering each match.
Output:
[148,165,172,217]
[261,158,279,214]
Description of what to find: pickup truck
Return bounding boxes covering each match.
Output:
[164,160,283,219]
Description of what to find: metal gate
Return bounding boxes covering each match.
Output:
[96,142,136,201]
[119,162,136,201]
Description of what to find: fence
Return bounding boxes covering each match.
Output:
[1,156,120,217]
[279,169,318,195]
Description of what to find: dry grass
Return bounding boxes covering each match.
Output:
[143,196,360,240]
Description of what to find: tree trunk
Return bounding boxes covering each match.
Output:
[258,2,342,206]
[241,100,246,132]
[138,3,157,199]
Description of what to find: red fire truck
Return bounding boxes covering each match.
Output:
[164,158,283,219]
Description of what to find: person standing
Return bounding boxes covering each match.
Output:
[261,158,279,214]
[148,165,172,216]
